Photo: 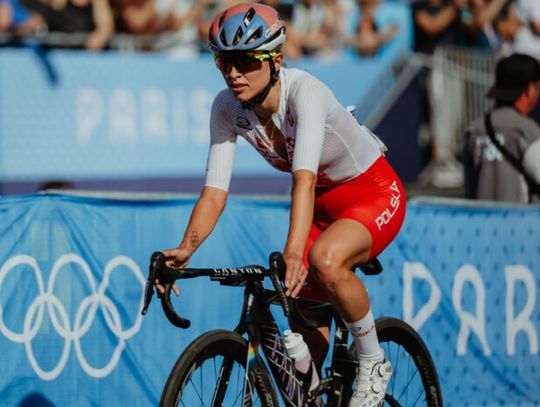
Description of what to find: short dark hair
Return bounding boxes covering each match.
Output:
[487,53,540,103]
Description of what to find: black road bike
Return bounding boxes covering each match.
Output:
[142,252,443,407]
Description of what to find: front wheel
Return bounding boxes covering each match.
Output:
[377,317,443,407]
[160,329,279,407]
[346,317,443,407]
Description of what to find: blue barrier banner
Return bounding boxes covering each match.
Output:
[0,48,400,182]
[0,194,539,406]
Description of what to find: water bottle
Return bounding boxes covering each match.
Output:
[283,329,320,393]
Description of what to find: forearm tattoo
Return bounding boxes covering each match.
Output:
[189,231,199,248]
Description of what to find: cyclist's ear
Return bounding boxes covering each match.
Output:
[274,52,284,69]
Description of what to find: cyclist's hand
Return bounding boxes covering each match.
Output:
[163,247,191,269]
[155,248,190,297]
[283,252,308,298]
[155,278,180,297]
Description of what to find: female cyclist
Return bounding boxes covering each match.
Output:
[156,3,406,406]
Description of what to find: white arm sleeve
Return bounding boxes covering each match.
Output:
[205,94,237,191]
[290,76,330,174]
[523,138,540,183]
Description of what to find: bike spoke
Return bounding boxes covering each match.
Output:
[187,376,206,406]
[395,357,419,403]
[231,388,243,406]
[384,393,401,407]
[411,387,424,406]
[392,344,401,396]
[200,364,204,404]
[232,364,250,406]
[380,334,433,407]
[235,363,240,404]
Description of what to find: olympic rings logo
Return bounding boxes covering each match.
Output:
[0,254,145,380]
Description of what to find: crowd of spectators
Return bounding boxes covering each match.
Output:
[0,0,395,58]
[1,0,538,59]
[1,0,539,60]
[413,0,540,60]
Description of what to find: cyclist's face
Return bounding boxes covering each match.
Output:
[215,52,283,101]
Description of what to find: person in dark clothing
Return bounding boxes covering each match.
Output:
[20,0,114,50]
[413,0,467,54]
[456,0,507,49]
[413,0,467,172]
[463,53,540,203]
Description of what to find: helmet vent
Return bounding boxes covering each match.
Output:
[233,27,244,46]
[243,7,256,26]
[219,29,227,46]
[218,13,226,29]
[246,26,263,45]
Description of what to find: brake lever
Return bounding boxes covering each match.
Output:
[269,252,318,330]
[269,252,290,317]
[142,251,191,328]
[141,252,160,315]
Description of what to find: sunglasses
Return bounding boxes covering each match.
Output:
[214,51,277,74]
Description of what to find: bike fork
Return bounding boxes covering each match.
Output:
[211,356,238,407]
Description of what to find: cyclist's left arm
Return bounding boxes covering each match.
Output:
[284,169,317,297]
[283,75,330,297]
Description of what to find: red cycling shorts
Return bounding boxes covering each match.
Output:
[298,156,406,301]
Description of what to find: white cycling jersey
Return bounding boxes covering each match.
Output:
[205,67,386,191]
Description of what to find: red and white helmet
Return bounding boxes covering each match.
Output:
[208,3,286,53]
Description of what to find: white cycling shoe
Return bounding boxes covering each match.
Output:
[348,351,392,407]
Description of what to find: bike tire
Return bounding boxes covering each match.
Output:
[377,317,443,407]
[345,317,443,407]
[159,329,279,407]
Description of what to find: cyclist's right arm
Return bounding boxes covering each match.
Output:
[157,186,228,295]
[158,92,236,295]
[166,186,228,263]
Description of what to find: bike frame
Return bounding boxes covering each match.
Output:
[233,278,357,407]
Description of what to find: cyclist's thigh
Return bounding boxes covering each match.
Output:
[330,160,406,259]
[308,218,373,267]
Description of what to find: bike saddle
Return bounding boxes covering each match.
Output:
[358,257,383,275]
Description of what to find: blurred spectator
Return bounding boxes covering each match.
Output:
[413,0,468,174]
[494,2,540,60]
[0,0,43,35]
[463,53,540,203]
[413,0,466,55]
[345,0,398,57]
[457,0,507,49]
[515,0,540,36]
[20,0,114,50]
[110,0,153,34]
[291,0,342,58]
[153,0,213,58]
